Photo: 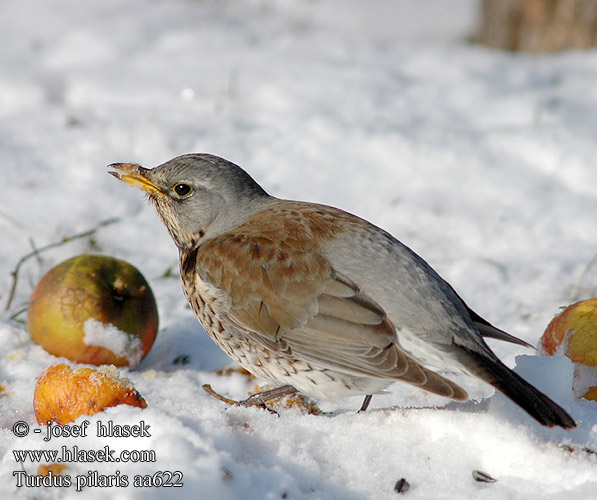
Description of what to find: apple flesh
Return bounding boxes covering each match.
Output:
[27,255,158,367]
[34,363,147,425]
[37,464,69,477]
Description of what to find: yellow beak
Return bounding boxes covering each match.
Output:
[108,163,165,196]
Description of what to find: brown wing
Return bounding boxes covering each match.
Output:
[195,204,468,400]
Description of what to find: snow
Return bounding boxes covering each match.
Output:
[1,0,597,498]
[83,319,143,367]
[574,363,597,399]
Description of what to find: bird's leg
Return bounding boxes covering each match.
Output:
[358,394,373,413]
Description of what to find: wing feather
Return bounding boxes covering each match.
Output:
[195,203,468,400]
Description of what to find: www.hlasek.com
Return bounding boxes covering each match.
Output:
[12,419,183,491]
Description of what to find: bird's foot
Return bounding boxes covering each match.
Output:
[202,384,298,415]
[239,385,298,407]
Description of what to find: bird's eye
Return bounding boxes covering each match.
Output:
[173,183,192,197]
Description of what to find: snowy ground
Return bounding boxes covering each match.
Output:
[1,0,597,498]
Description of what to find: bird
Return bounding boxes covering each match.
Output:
[109,153,575,428]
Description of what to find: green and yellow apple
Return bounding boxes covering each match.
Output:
[27,255,158,366]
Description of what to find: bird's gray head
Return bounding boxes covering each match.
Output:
[109,153,272,250]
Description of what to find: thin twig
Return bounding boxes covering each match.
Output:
[29,237,43,268]
[8,306,28,322]
[0,209,25,229]
[202,384,241,405]
[570,250,597,301]
[4,217,120,311]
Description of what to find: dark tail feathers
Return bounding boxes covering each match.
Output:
[462,348,576,429]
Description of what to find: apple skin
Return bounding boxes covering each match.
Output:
[27,255,158,367]
[540,298,597,401]
[540,298,597,366]
[34,364,147,425]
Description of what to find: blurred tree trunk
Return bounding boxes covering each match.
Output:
[475,0,597,52]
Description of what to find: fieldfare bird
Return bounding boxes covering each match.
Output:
[110,154,575,428]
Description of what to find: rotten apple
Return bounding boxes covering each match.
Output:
[34,363,147,425]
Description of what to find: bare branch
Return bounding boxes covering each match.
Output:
[5,217,120,311]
